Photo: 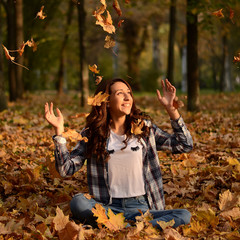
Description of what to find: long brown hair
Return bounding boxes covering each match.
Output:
[85,78,151,161]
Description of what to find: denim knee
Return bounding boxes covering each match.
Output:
[178,209,191,225]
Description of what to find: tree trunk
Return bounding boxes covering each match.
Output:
[57,0,74,95]
[77,0,88,107]
[123,19,148,91]
[0,4,7,111]
[186,0,199,112]
[167,0,176,84]
[180,45,187,93]
[15,0,24,98]
[6,0,17,101]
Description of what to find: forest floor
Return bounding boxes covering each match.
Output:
[0,91,239,239]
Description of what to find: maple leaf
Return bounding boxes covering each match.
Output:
[62,129,88,142]
[92,203,127,230]
[36,6,47,20]
[25,38,37,52]
[157,219,175,230]
[53,206,69,231]
[131,119,144,135]
[135,209,153,223]
[212,9,224,18]
[104,35,115,49]
[113,0,122,16]
[96,10,116,34]
[2,44,15,61]
[87,91,109,106]
[89,64,100,74]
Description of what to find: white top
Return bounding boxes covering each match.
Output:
[107,130,146,198]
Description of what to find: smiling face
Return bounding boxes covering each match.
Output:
[108,81,133,118]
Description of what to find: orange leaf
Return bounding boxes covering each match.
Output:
[62,129,88,142]
[113,0,122,16]
[104,35,115,49]
[2,44,15,61]
[229,8,234,23]
[58,221,80,240]
[212,9,224,18]
[95,76,103,85]
[92,203,109,225]
[233,54,240,63]
[89,64,100,74]
[87,91,109,106]
[25,38,37,52]
[118,19,124,28]
[36,6,47,20]
[53,206,69,231]
[131,119,144,135]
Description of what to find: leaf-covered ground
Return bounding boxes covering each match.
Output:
[0,91,239,239]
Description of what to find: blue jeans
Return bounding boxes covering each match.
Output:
[70,193,191,229]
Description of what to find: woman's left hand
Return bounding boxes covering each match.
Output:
[156,79,176,110]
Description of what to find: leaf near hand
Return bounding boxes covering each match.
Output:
[89,64,100,74]
[131,119,144,135]
[62,129,88,142]
[87,91,109,106]
[212,9,224,18]
[104,35,115,49]
[173,96,184,109]
[36,6,47,19]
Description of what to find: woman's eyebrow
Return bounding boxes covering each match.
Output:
[114,88,130,93]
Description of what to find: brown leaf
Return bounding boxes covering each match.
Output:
[173,96,184,109]
[58,221,80,240]
[36,6,47,19]
[113,0,122,16]
[218,190,240,211]
[229,8,234,23]
[53,206,69,231]
[2,44,15,61]
[104,35,115,49]
[233,53,240,63]
[95,76,103,85]
[25,38,37,52]
[118,19,124,28]
[87,91,109,106]
[157,219,175,230]
[62,129,88,143]
[220,207,240,221]
[164,227,187,240]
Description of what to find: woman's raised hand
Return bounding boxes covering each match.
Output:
[45,102,64,135]
[156,79,180,120]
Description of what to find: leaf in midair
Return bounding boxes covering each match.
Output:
[173,96,184,109]
[113,0,122,16]
[36,6,47,19]
[212,9,224,18]
[233,54,240,63]
[95,75,103,85]
[87,91,109,106]
[89,64,100,74]
[229,8,234,23]
[2,44,15,61]
[62,129,88,142]
[131,119,144,135]
[118,20,124,28]
[25,38,37,52]
[96,10,116,34]
[104,35,115,49]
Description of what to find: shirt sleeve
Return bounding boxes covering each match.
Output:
[151,116,193,153]
[53,130,87,177]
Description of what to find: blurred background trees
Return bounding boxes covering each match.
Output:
[0,0,240,112]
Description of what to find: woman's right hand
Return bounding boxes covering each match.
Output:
[45,102,64,135]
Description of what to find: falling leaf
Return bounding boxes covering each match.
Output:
[2,44,15,61]
[69,113,88,119]
[113,0,122,16]
[104,35,115,49]
[157,219,175,230]
[173,96,184,109]
[96,10,116,34]
[233,54,240,63]
[89,64,100,74]
[62,129,88,142]
[125,0,130,3]
[95,75,103,85]
[87,91,109,106]
[212,9,224,18]
[131,119,144,135]
[229,8,234,23]
[118,19,124,28]
[36,6,47,20]
[53,206,69,231]
[25,38,37,52]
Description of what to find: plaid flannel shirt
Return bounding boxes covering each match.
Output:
[53,116,193,210]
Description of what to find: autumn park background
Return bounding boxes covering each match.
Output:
[0,0,240,239]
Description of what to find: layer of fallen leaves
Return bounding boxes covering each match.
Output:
[0,91,239,239]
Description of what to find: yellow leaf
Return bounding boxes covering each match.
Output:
[106,208,127,230]
[131,119,144,135]
[227,157,240,166]
[53,206,69,231]
[87,91,109,106]
[157,218,175,230]
[89,64,100,74]
[196,207,219,228]
[92,203,109,226]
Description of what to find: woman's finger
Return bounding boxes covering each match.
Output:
[50,102,54,115]
[56,108,63,118]
[45,102,49,114]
